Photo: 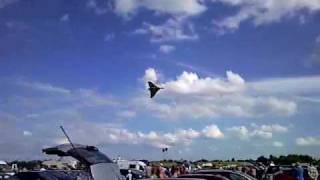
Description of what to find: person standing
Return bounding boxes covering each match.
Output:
[126,170,133,180]
[146,165,152,178]
[250,167,257,178]
[294,163,304,180]
[150,167,158,179]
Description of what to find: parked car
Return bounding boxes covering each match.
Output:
[0,160,15,179]
[196,169,256,180]
[9,144,124,180]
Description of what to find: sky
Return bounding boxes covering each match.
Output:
[0,0,320,161]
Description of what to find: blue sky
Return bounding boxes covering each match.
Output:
[0,0,320,160]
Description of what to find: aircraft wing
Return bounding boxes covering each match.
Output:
[148,81,157,89]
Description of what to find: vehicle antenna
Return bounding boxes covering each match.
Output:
[60,125,77,151]
[59,126,92,169]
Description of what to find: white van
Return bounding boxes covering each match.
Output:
[116,160,146,172]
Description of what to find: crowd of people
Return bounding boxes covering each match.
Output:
[146,164,190,179]
[123,161,319,180]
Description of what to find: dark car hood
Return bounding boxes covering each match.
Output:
[42,144,113,165]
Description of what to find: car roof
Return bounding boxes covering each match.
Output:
[196,169,257,180]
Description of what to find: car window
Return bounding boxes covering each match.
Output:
[139,166,144,171]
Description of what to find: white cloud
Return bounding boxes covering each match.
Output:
[0,74,318,158]
[134,17,198,42]
[227,124,288,140]
[227,126,250,140]
[104,33,115,42]
[0,112,49,159]
[117,110,136,119]
[26,113,39,119]
[254,97,297,116]
[114,0,207,17]
[16,80,71,94]
[202,124,224,138]
[0,0,18,8]
[143,68,159,84]
[273,141,284,147]
[250,75,320,96]
[87,0,110,15]
[137,68,297,120]
[175,61,213,76]
[60,14,69,22]
[213,0,320,32]
[163,70,245,95]
[307,35,320,66]
[135,129,200,148]
[23,130,32,136]
[58,121,221,149]
[113,0,137,16]
[316,35,320,43]
[54,118,201,148]
[252,129,273,139]
[159,44,176,54]
[15,79,118,108]
[259,124,288,133]
[73,89,117,107]
[296,136,320,146]
[157,128,202,147]
[310,48,320,66]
